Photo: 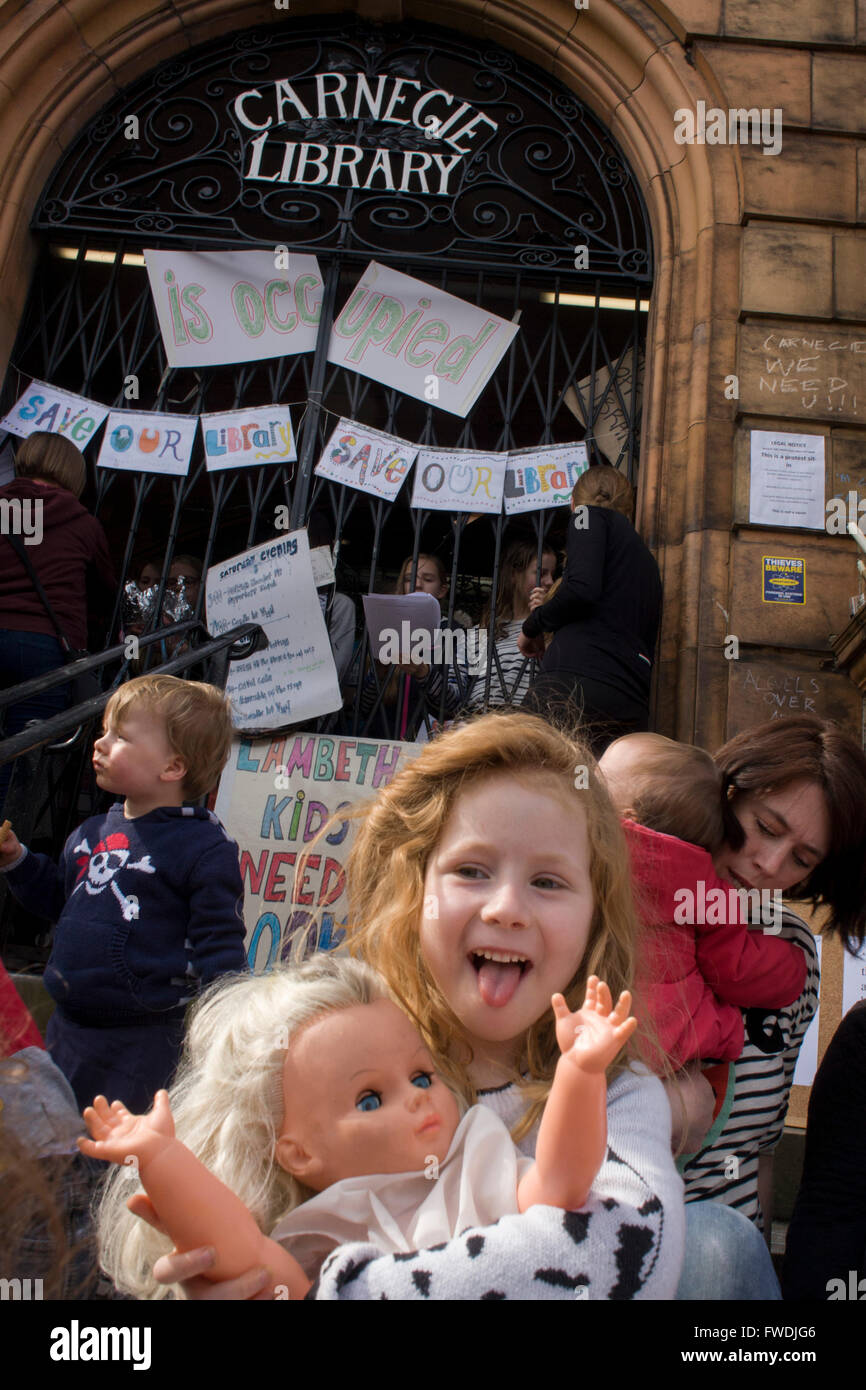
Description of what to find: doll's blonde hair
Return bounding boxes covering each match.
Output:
[96,956,396,1300]
[328,711,640,1140]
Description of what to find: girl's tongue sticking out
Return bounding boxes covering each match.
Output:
[473,952,527,1008]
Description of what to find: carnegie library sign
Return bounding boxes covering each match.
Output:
[237,73,498,194]
[35,16,651,281]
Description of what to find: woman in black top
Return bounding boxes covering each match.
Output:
[518,465,661,753]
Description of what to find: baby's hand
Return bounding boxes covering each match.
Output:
[78,1089,175,1169]
[552,977,638,1075]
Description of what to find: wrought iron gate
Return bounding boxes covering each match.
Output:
[2,15,653,739]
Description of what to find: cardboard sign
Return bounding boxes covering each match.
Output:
[504,442,588,514]
[411,446,507,513]
[762,556,806,604]
[0,380,109,450]
[328,261,518,417]
[214,733,421,970]
[205,531,341,731]
[314,418,417,501]
[201,406,296,471]
[564,346,643,467]
[97,410,198,476]
[144,249,323,368]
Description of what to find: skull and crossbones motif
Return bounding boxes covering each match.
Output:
[72,832,155,921]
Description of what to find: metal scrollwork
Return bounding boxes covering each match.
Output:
[34,15,651,282]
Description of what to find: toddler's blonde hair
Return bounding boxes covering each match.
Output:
[104,674,233,801]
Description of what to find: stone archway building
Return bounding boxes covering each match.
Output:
[1,0,863,749]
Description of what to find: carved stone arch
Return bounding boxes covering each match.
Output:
[0,0,743,741]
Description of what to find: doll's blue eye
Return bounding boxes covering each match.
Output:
[412,1073,433,1089]
[356,1092,381,1112]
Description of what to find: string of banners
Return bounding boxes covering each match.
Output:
[0,378,588,513]
[0,384,298,478]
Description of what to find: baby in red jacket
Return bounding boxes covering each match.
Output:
[598,733,807,1072]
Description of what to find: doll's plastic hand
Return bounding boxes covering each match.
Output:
[127,1193,170,1237]
[152,1247,275,1301]
[77,1089,175,1167]
[552,977,637,1074]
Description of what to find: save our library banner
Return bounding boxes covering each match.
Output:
[214,731,422,971]
[0,387,590,514]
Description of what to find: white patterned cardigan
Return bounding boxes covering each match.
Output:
[304,1065,685,1301]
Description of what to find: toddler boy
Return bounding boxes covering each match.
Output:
[0,675,247,1109]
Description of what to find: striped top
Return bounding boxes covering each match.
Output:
[681,911,819,1226]
[465,620,537,709]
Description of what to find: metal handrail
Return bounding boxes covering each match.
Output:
[0,619,203,710]
[0,622,268,764]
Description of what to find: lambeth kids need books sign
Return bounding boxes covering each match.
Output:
[215,732,422,970]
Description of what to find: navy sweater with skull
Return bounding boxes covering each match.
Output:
[4,804,247,1022]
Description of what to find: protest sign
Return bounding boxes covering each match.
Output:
[328,261,518,417]
[411,446,508,513]
[96,410,199,476]
[314,417,417,501]
[144,249,323,368]
[564,346,643,467]
[201,405,296,471]
[0,380,109,450]
[206,530,341,731]
[214,732,421,970]
[504,442,588,514]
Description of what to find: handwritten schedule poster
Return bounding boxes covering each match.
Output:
[205,532,341,731]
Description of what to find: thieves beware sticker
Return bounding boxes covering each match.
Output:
[762,556,806,604]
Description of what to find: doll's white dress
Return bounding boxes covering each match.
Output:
[270,1106,532,1278]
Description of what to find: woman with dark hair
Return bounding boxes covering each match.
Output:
[518,465,661,753]
[672,714,866,1298]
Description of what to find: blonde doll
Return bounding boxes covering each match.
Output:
[84,955,634,1297]
[144,713,685,1301]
